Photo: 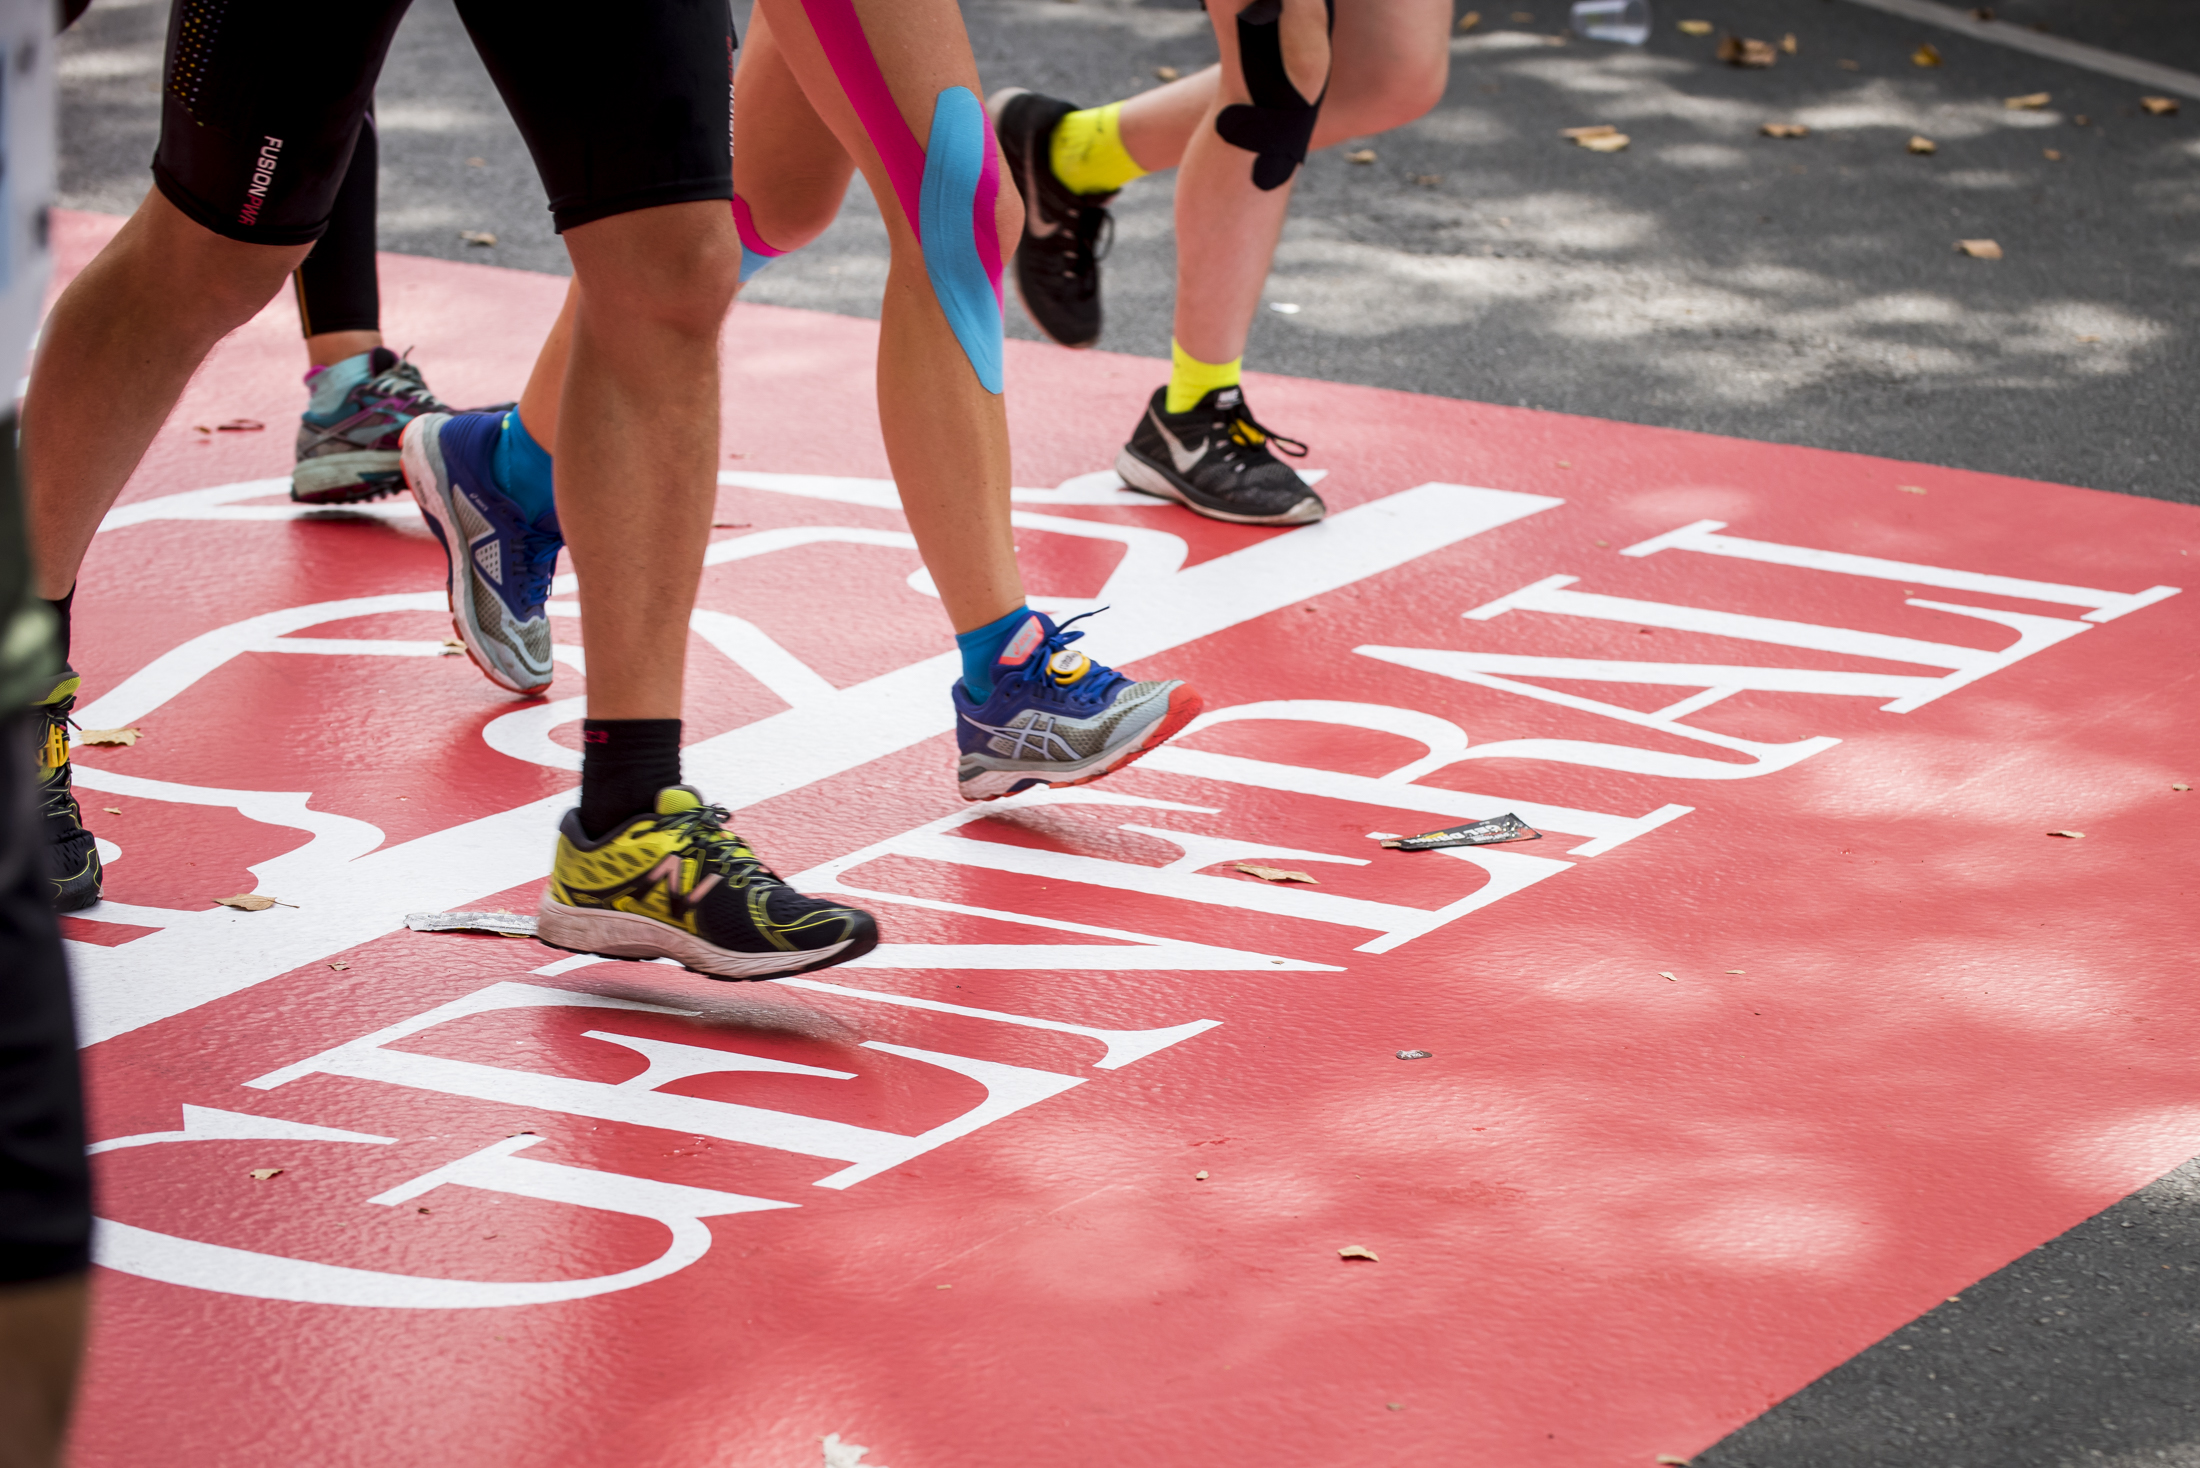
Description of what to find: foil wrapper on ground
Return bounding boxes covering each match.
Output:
[404,910,539,936]
[1381,814,1544,850]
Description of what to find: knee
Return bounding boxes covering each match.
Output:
[572,206,741,337]
[1325,60,1448,137]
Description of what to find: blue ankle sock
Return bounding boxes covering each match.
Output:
[956,606,1039,701]
[303,352,375,425]
[491,410,557,525]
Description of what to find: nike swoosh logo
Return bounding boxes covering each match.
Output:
[1023,127,1064,240]
[1152,412,1208,475]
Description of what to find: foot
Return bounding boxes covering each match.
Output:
[400,411,561,696]
[291,347,451,505]
[536,786,881,980]
[1116,385,1326,526]
[953,611,1203,802]
[988,87,1112,349]
[35,668,101,912]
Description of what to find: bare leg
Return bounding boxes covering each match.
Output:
[22,190,308,599]
[555,202,742,721]
[0,1273,87,1468]
[1115,0,1449,362]
[304,329,383,368]
[756,0,1025,636]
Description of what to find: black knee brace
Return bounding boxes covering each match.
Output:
[1214,0,1334,191]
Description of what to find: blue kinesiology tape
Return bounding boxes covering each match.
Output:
[739,246,778,284]
[916,86,1004,394]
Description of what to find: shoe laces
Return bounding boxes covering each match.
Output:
[1216,402,1308,466]
[512,521,564,613]
[1004,609,1132,710]
[359,350,448,418]
[651,800,771,883]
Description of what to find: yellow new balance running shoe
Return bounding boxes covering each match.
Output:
[536,786,878,980]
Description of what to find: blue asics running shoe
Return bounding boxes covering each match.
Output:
[291,347,451,504]
[401,411,561,695]
[952,610,1203,801]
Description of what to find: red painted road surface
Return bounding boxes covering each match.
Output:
[56,209,2200,1468]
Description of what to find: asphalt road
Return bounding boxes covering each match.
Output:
[53,3,2200,1463]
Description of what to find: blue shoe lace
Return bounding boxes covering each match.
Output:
[512,521,564,615]
[999,609,1131,711]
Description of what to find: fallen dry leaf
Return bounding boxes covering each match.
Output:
[1396,1049,1434,1060]
[466,156,486,167]
[1677,18,1712,34]
[2175,783,2192,791]
[215,894,279,912]
[458,229,498,246]
[1338,1245,1380,1262]
[1716,34,1777,67]
[328,961,350,971]
[1908,134,1938,154]
[2140,96,2179,116]
[248,1168,284,1181]
[1562,124,1618,139]
[1657,1458,1692,1467]
[711,521,752,529]
[216,418,265,432]
[102,807,121,815]
[1411,173,1443,186]
[2005,92,2051,110]
[1195,1170,1209,1180]
[1898,484,1928,494]
[1659,971,1678,981]
[2047,830,2085,839]
[1761,122,1809,138]
[1345,148,1378,164]
[2074,114,2091,125]
[1456,9,1481,31]
[1235,863,1320,884]
[1576,131,1631,152]
[1838,57,1859,69]
[2044,148,2063,160]
[1726,969,1745,974]
[76,727,141,747]
[1957,238,2003,259]
[1780,32,1797,53]
[1912,42,1942,66]
[1153,65,1179,81]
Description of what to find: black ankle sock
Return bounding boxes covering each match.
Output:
[42,587,72,665]
[578,718,683,840]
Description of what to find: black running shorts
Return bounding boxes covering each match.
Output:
[154,0,736,246]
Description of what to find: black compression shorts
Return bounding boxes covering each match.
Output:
[154,0,736,247]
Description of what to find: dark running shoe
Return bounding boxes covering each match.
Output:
[953,610,1202,801]
[1116,384,1325,526]
[988,87,1113,349]
[291,347,452,504]
[35,667,101,912]
[536,786,880,980]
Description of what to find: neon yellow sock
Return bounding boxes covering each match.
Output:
[1049,102,1149,197]
[1166,339,1243,415]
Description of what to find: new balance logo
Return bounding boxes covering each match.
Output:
[473,537,502,586]
[571,853,722,921]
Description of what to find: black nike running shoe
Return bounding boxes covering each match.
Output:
[1116,385,1326,526]
[988,87,1113,349]
[35,666,101,911]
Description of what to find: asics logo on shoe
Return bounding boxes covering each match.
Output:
[962,711,1079,763]
[1152,412,1210,475]
[472,535,502,586]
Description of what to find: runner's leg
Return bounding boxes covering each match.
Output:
[288,110,458,506]
[439,0,876,979]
